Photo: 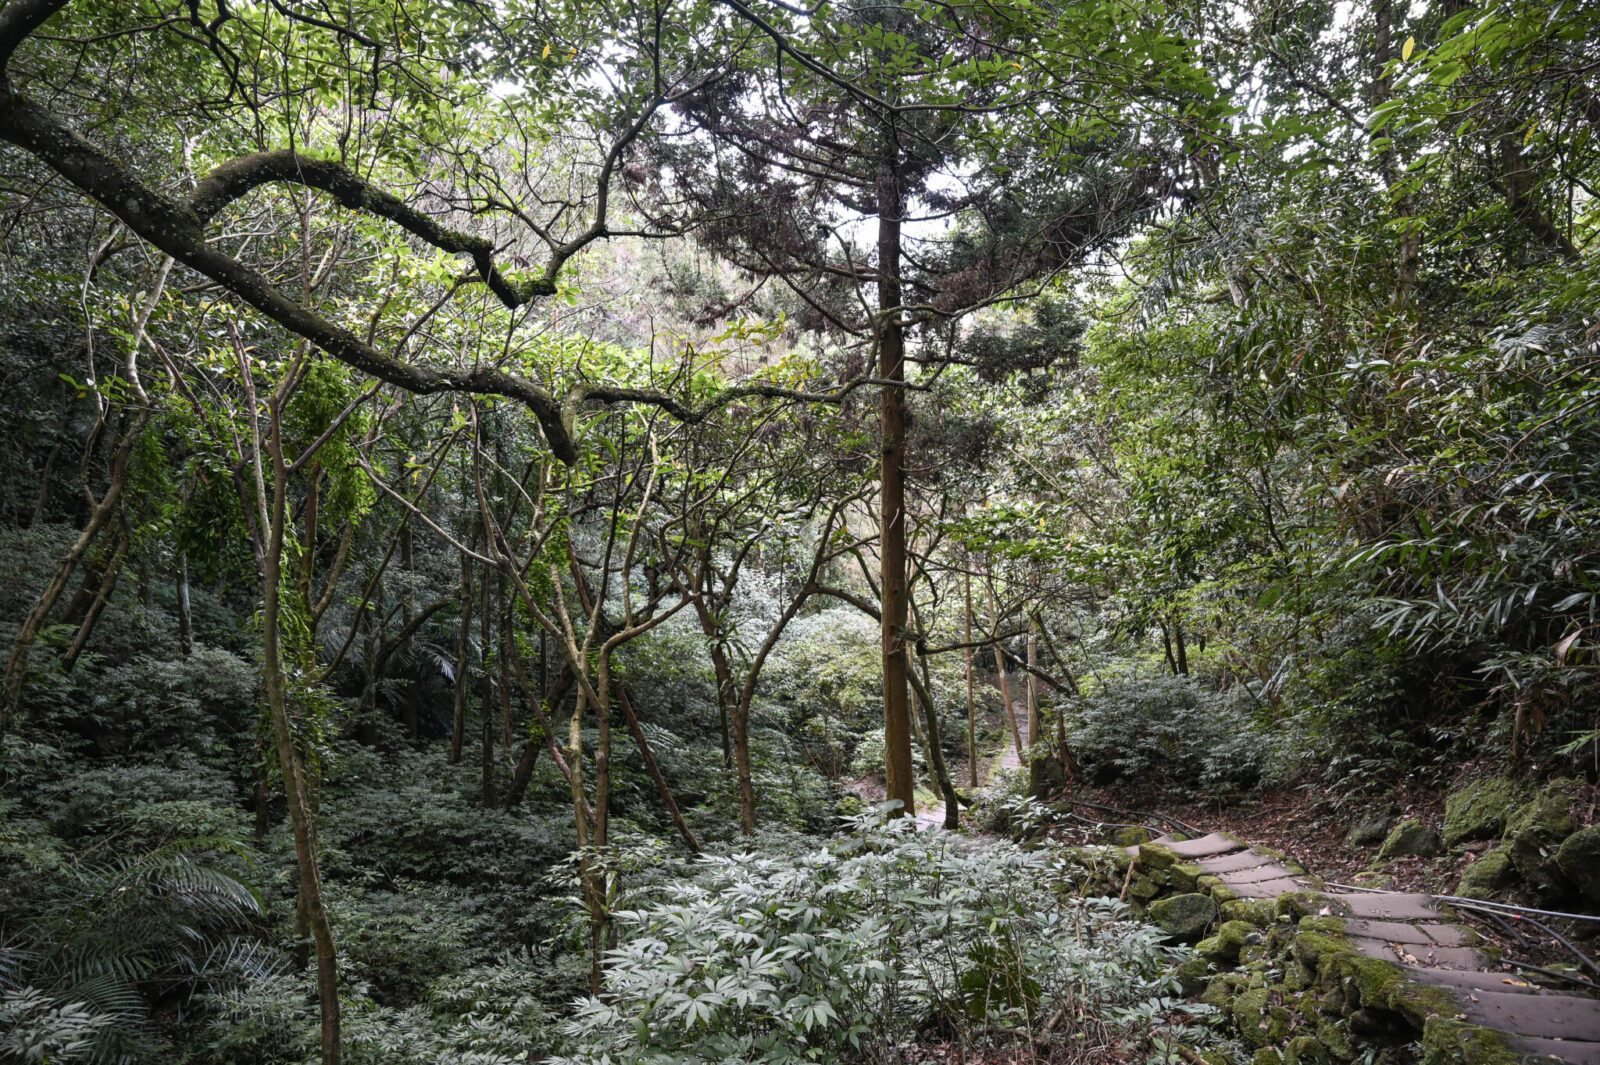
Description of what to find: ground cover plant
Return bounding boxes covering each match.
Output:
[0,0,1597,1062]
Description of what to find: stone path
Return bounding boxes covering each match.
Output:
[914,697,1029,830]
[1128,831,1600,1064]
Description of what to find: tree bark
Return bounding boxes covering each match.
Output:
[448,547,472,764]
[1026,626,1045,795]
[615,683,701,853]
[60,531,127,671]
[480,558,496,807]
[250,366,341,1065]
[176,553,193,656]
[878,158,913,818]
[964,570,977,787]
[910,658,961,829]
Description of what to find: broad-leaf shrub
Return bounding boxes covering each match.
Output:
[1069,672,1282,793]
[549,815,1207,1064]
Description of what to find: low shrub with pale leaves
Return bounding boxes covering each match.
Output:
[548,813,1212,1064]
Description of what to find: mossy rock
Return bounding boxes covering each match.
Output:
[1297,915,1346,937]
[1129,875,1163,900]
[1223,898,1280,927]
[1135,840,1183,871]
[1169,860,1205,894]
[1291,929,1355,972]
[1377,819,1443,860]
[1345,814,1392,848]
[1321,952,1456,1029]
[1111,825,1152,847]
[1148,892,1218,941]
[1232,988,1291,1049]
[1420,1017,1521,1065]
[1201,974,1235,1008]
[1252,1048,1284,1065]
[1175,953,1212,994]
[1196,919,1261,964]
[1277,890,1338,921]
[1197,873,1242,904]
[1284,1035,1329,1065]
[1505,778,1579,889]
[1316,1016,1355,1061]
[1556,824,1600,904]
[1455,846,1515,900]
[1443,777,1524,848]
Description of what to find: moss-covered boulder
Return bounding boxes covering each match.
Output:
[1231,987,1294,1049]
[1203,972,1247,1008]
[1197,874,1242,905]
[1175,952,1212,994]
[1111,825,1151,847]
[1344,814,1391,848]
[1455,846,1515,900]
[1443,777,1523,847]
[1148,892,1218,941]
[1168,860,1205,894]
[1504,778,1578,889]
[1557,824,1600,904]
[1377,819,1443,860]
[1316,1016,1355,1061]
[1133,840,1183,871]
[1128,874,1162,901]
[1420,1017,1521,1065]
[1196,920,1261,964]
[1222,898,1280,927]
[1284,1035,1328,1065]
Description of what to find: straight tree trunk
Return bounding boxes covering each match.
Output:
[448,548,473,764]
[993,640,1020,762]
[176,553,193,656]
[878,161,914,818]
[964,570,977,787]
[480,559,496,807]
[1025,627,1045,796]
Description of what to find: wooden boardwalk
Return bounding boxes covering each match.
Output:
[1129,832,1600,1063]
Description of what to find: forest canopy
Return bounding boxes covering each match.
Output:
[0,0,1596,1063]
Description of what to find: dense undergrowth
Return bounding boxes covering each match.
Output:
[2,1,1599,1063]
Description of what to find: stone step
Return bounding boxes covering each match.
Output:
[1403,968,1596,999]
[1457,990,1600,1041]
[1509,1035,1600,1065]
[1158,832,1248,858]
[1348,936,1488,971]
[1196,849,1280,875]
[1346,918,1475,948]
[1221,862,1305,886]
[1228,876,1311,898]
[1328,891,1445,920]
